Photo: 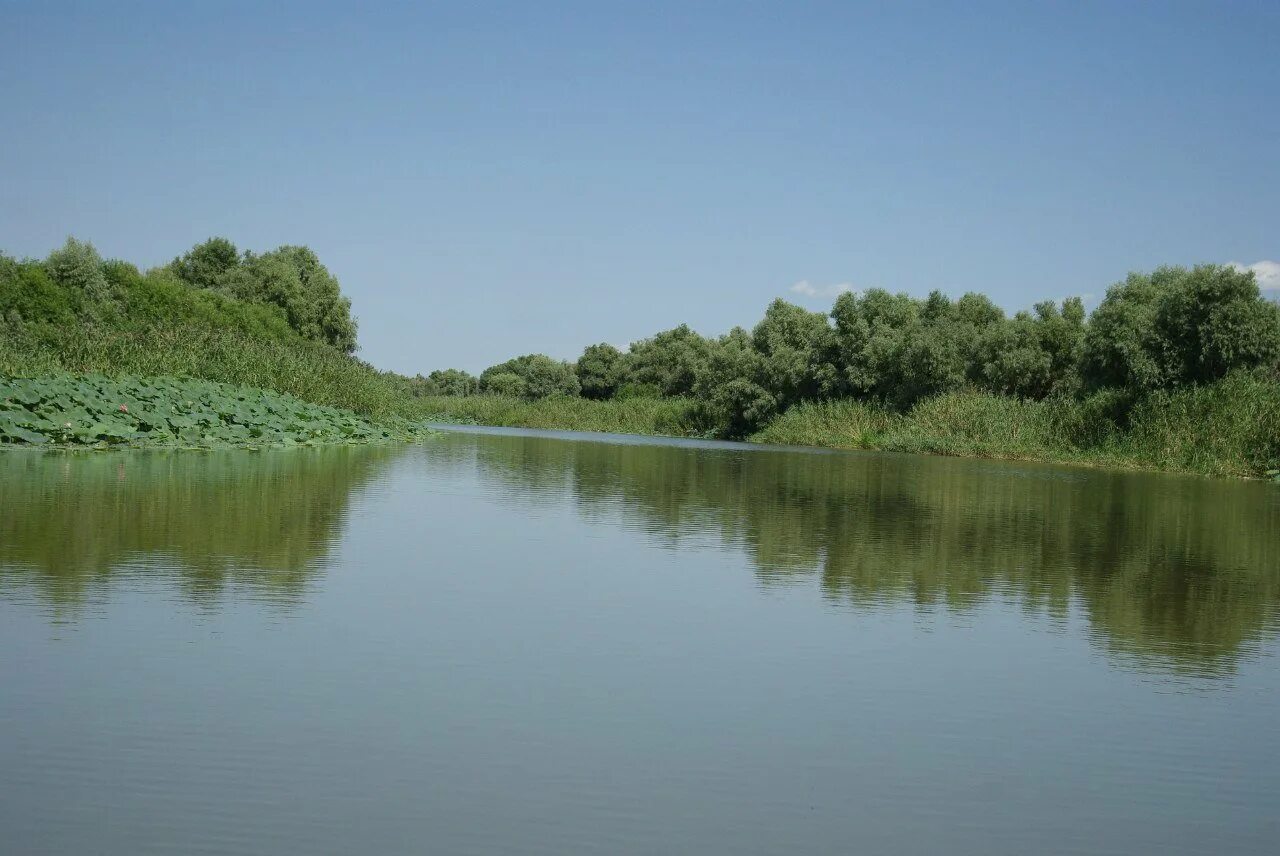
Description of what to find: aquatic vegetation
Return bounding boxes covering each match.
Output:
[421,373,1280,479]
[0,374,433,449]
[6,237,1277,476]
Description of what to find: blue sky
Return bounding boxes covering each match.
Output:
[2,1,1277,374]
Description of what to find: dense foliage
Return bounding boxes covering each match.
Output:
[575,343,626,400]
[0,236,358,354]
[5,235,1277,475]
[0,375,429,448]
[1082,265,1280,390]
[1,237,417,429]
[405,368,480,397]
[460,264,1279,440]
[168,238,358,353]
[479,353,580,399]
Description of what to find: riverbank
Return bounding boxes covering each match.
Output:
[417,393,707,437]
[1,374,433,449]
[1,321,419,421]
[418,372,1280,479]
[6,336,1275,477]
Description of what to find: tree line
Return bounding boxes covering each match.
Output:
[6,238,1277,442]
[414,264,1280,435]
[2,237,358,354]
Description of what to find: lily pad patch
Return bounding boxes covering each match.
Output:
[1,374,434,449]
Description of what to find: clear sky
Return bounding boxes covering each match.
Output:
[2,1,1277,374]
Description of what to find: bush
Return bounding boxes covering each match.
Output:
[417,393,707,437]
[978,298,1085,399]
[169,237,240,290]
[479,354,580,399]
[1083,265,1280,390]
[0,323,409,420]
[167,239,358,353]
[614,382,664,400]
[575,343,626,399]
[820,289,1010,409]
[0,257,77,325]
[627,324,712,396]
[422,369,478,396]
[44,237,111,308]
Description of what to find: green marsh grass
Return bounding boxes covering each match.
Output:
[417,394,709,437]
[754,374,1280,478]
[5,321,1275,477]
[0,322,412,420]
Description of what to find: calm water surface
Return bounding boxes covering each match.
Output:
[2,428,1279,855]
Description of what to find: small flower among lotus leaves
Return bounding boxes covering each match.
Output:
[118,404,128,412]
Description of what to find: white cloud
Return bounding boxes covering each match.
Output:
[789,280,855,299]
[1228,260,1280,291]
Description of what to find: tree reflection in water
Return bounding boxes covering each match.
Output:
[0,446,401,610]
[453,433,1280,678]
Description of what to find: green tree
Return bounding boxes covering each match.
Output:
[692,300,834,436]
[575,343,626,399]
[0,256,75,325]
[428,368,479,396]
[751,299,831,407]
[218,245,358,353]
[627,324,712,396]
[693,327,775,436]
[822,289,917,401]
[480,354,580,399]
[979,298,1085,399]
[45,237,110,306]
[821,289,991,409]
[169,237,240,290]
[1153,265,1280,385]
[1083,265,1280,390]
[481,371,527,397]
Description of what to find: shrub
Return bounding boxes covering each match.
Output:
[1083,265,1280,390]
[427,369,479,396]
[627,324,712,396]
[479,354,580,399]
[978,298,1085,399]
[167,239,358,354]
[169,237,240,290]
[0,256,77,324]
[44,237,110,308]
[575,343,626,399]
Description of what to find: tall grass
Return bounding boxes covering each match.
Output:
[417,394,707,437]
[6,319,1275,477]
[0,322,412,420]
[754,373,1280,478]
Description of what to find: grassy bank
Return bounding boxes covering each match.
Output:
[417,393,707,437]
[0,322,417,421]
[1,374,431,449]
[5,240,1276,476]
[5,323,1275,476]
[419,373,1280,479]
[2,239,414,424]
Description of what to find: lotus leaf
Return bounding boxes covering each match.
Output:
[0,374,435,450]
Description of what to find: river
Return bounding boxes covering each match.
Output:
[2,428,1278,854]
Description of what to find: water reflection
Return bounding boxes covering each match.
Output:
[443,431,1280,677]
[3,431,1278,678]
[0,446,399,609]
